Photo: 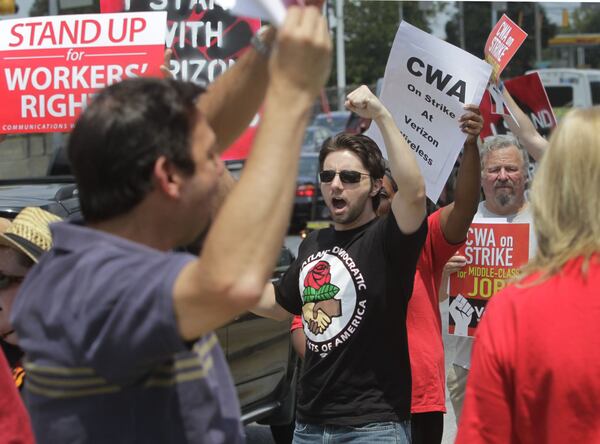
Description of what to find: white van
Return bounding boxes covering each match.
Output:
[526,68,600,119]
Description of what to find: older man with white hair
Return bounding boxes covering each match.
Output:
[448,134,537,422]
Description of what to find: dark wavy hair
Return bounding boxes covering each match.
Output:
[319,133,386,210]
[68,78,205,222]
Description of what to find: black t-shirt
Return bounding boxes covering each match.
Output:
[275,213,427,425]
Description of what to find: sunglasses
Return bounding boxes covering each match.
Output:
[319,170,371,184]
[0,273,25,290]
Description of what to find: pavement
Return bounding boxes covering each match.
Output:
[272,235,460,444]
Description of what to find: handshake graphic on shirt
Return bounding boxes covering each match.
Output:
[302,300,342,335]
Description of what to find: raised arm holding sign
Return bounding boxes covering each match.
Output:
[367,21,491,202]
[484,14,527,82]
[345,85,426,234]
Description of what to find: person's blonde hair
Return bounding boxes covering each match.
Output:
[522,107,600,280]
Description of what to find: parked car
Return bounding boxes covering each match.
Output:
[302,125,332,152]
[0,171,298,430]
[291,152,330,232]
[312,110,351,135]
[527,68,600,120]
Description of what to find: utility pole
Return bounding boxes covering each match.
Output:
[398,1,403,23]
[535,3,542,66]
[458,1,465,49]
[336,0,346,111]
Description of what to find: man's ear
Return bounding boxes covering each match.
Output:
[154,156,184,199]
[370,178,383,197]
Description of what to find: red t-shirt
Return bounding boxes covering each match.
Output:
[456,255,600,444]
[408,208,464,413]
[0,351,35,444]
[290,315,303,332]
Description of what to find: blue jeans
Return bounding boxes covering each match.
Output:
[293,421,411,444]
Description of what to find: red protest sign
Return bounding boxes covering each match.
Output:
[480,72,557,139]
[448,221,530,337]
[100,0,260,161]
[101,0,260,86]
[0,12,166,134]
[485,14,527,81]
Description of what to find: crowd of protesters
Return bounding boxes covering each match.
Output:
[1,3,600,444]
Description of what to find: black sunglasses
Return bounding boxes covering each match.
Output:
[0,273,25,290]
[319,170,371,184]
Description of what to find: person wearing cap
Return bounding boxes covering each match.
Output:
[0,207,60,444]
[0,208,62,379]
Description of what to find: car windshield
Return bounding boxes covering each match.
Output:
[298,156,319,179]
[314,113,349,134]
[303,128,319,147]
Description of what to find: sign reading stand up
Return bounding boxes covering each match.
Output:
[0,11,166,134]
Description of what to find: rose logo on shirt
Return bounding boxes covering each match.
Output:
[302,261,342,335]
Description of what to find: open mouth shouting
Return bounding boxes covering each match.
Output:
[331,197,348,215]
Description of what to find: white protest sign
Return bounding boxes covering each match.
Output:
[366,21,492,202]
[214,0,287,27]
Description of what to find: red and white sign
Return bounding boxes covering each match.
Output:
[480,72,557,139]
[100,0,260,160]
[484,14,527,81]
[448,221,530,337]
[0,12,166,134]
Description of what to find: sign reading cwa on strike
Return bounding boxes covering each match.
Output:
[366,22,491,202]
[0,12,165,134]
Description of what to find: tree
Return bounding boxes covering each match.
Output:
[569,4,600,68]
[445,2,557,78]
[329,1,441,87]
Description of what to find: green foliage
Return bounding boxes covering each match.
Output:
[570,6,600,68]
[445,2,557,77]
[330,1,438,86]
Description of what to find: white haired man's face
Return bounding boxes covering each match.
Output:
[481,145,527,215]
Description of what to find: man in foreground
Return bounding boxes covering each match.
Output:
[12,6,331,443]
[252,85,427,442]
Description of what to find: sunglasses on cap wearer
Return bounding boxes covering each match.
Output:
[319,170,371,184]
[0,272,25,290]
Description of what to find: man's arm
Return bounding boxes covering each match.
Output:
[345,85,426,233]
[439,105,483,243]
[502,87,549,161]
[250,283,293,321]
[173,7,331,340]
[197,27,276,151]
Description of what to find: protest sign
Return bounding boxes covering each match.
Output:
[101,0,260,160]
[480,72,557,139]
[101,0,260,86]
[366,21,491,202]
[484,14,527,81]
[0,12,166,134]
[448,219,530,337]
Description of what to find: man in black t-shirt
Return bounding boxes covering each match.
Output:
[253,85,427,443]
